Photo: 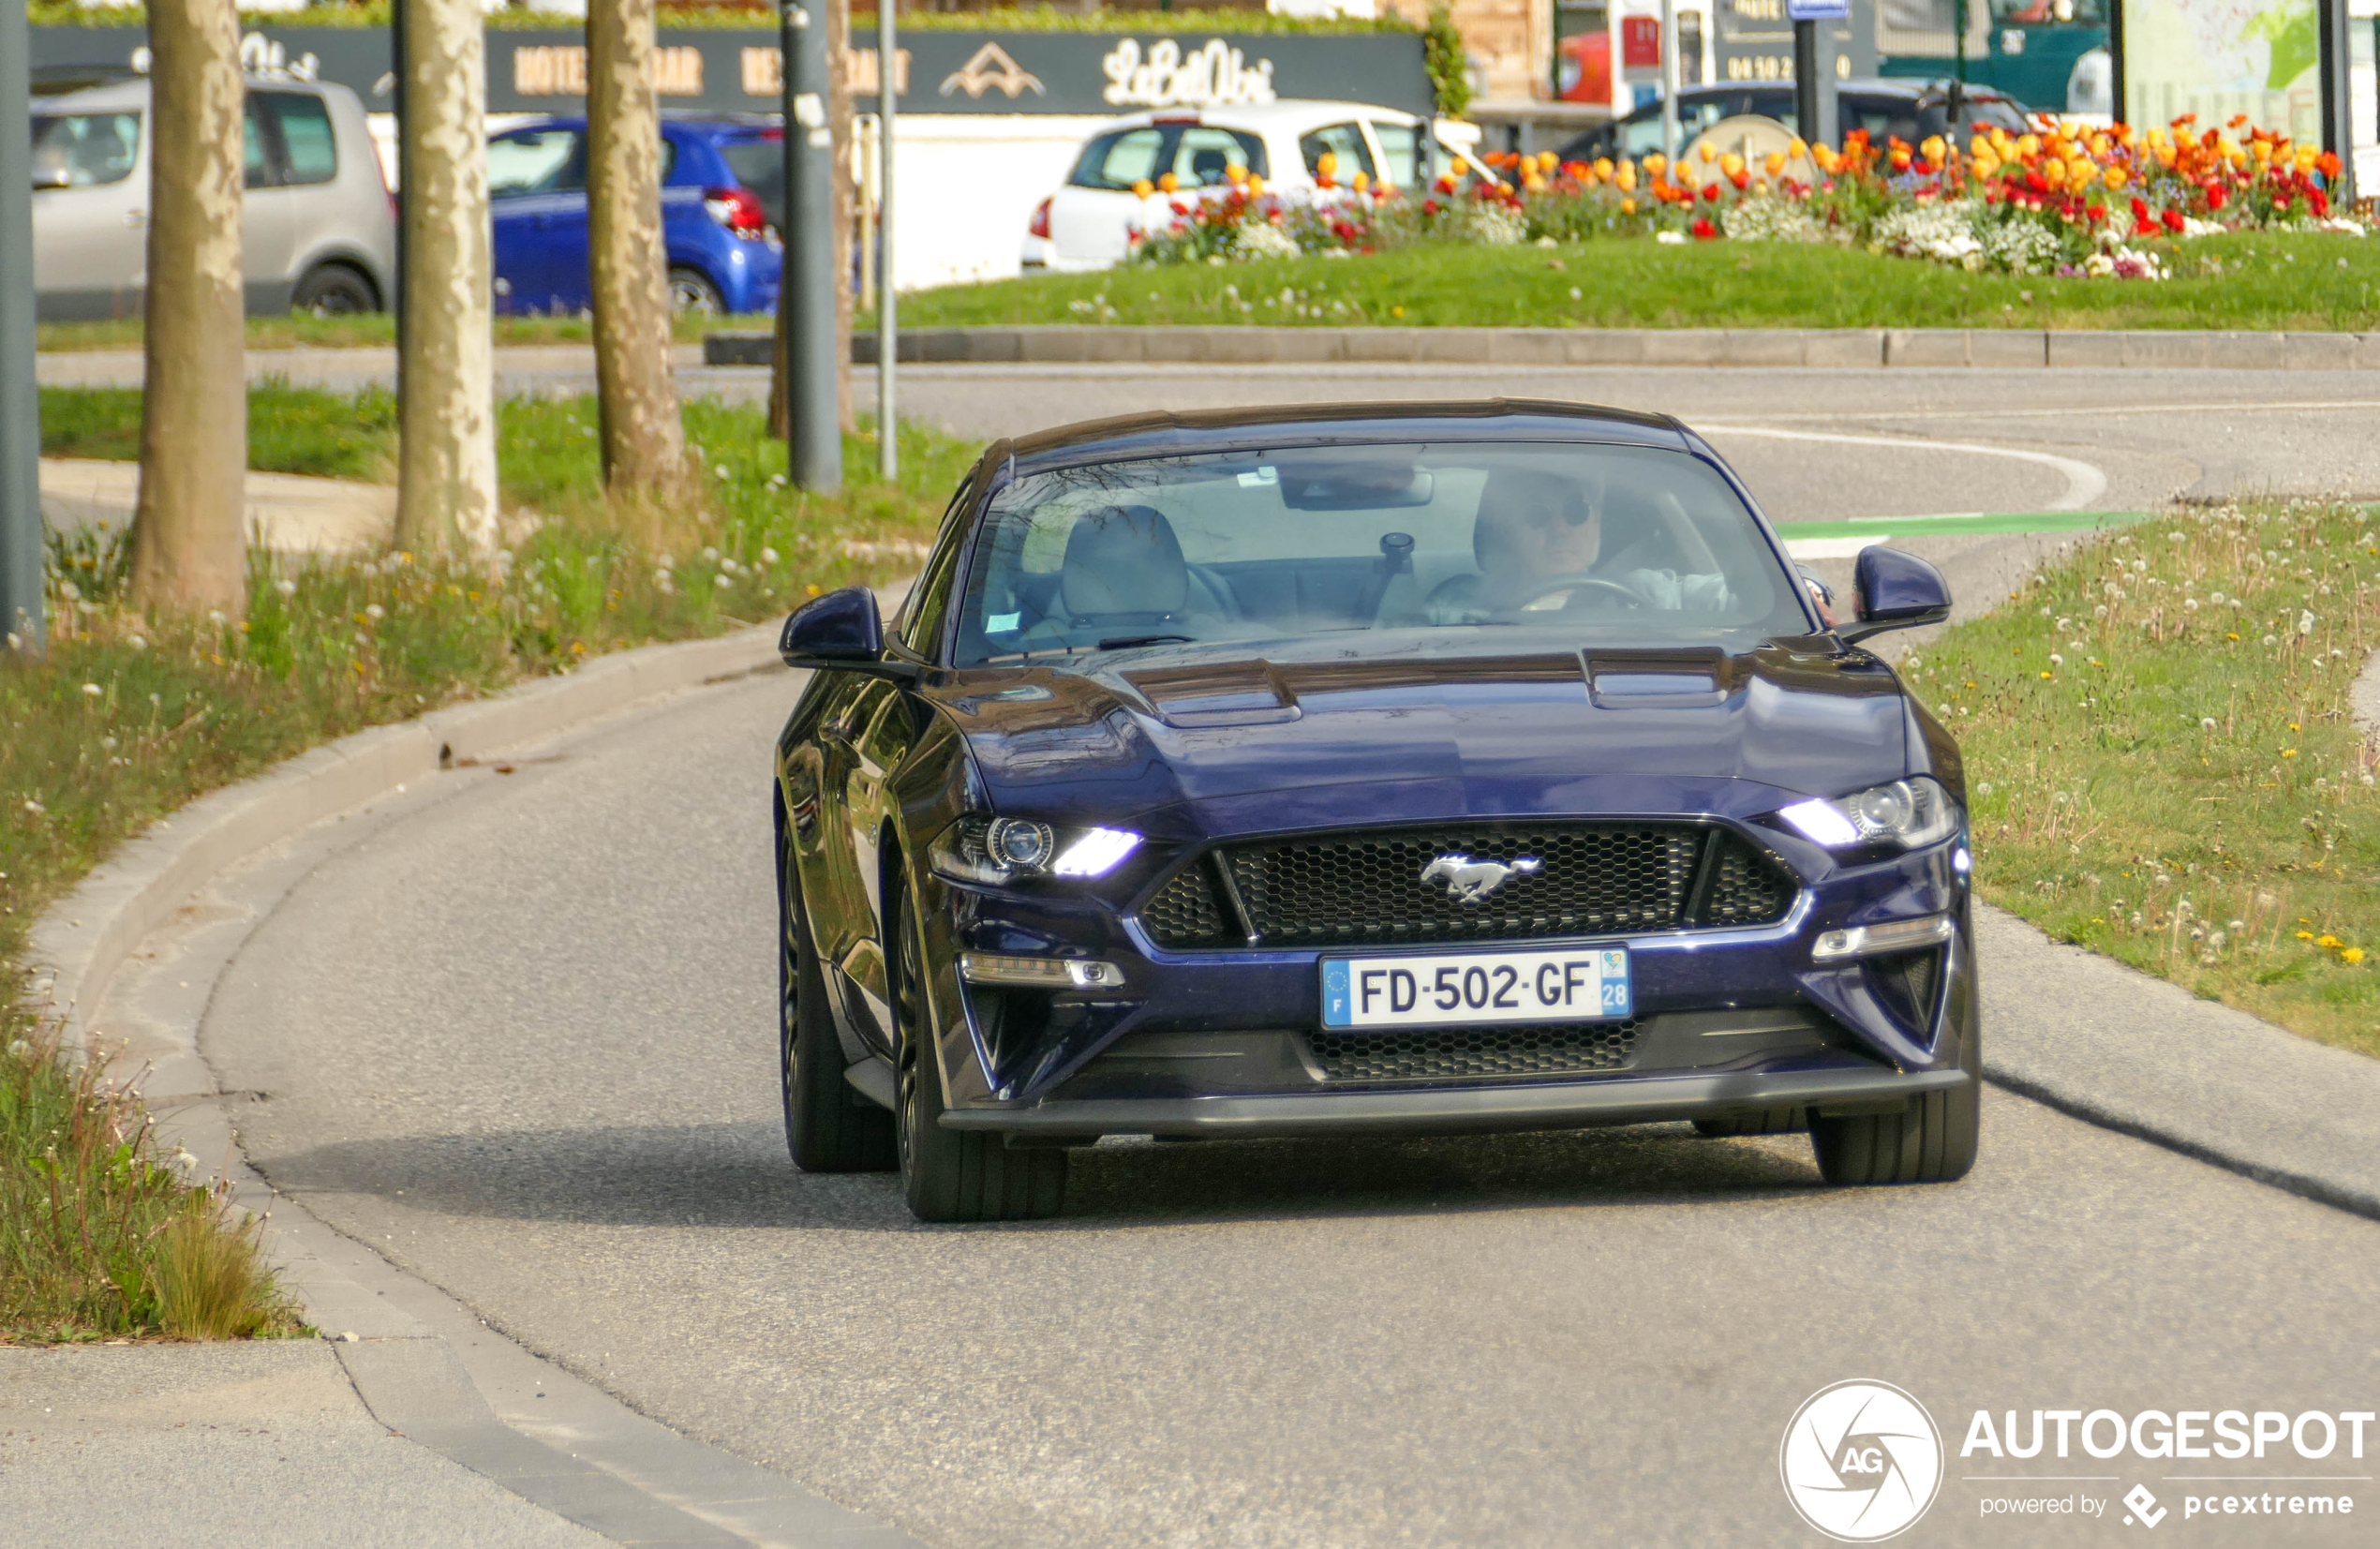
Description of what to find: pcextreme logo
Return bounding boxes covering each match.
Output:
[1780,1379,1946,1542]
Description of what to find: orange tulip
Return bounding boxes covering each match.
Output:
[1316,152,1338,178]
[1157,171,1179,193]
[1763,151,1786,177]
[1132,178,1155,198]
[1719,151,1745,178]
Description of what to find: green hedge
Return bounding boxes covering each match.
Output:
[31,3,1412,35]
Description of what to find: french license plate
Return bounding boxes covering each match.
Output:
[1320,947,1632,1031]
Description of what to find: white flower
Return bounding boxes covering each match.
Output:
[58,580,81,602]
[2200,717,2217,730]
[208,610,227,626]
[759,547,780,566]
[2049,653,2064,666]
[702,547,720,562]
[364,604,383,620]
[2167,531,2185,542]
[1975,781,1993,796]
[714,465,732,480]
[275,578,298,598]
[2263,634,2279,647]
[4,1039,28,1062]
[81,682,102,697]
[5,633,19,652]
[1656,230,1688,246]
[714,573,732,589]
[2209,590,2225,603]
[1569,287,1583,300]
[2183,598,2199,611]
[2298,610,2316,635]
[126,634,145,650]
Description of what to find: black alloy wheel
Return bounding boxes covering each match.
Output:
[888,872,1066,1223]
[780,837,895,1172]
[292,263,377,317]
[1808,1022,1981,1184]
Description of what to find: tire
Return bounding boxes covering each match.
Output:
[291,263,378,317]
[667,267,724,319]
[889,873,1066,1223]
[1809,1024,1980,1185]
[780,840,896,1173]
[1692,1107,1807,1138]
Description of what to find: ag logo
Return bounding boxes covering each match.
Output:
[1779,1379,1943,1542]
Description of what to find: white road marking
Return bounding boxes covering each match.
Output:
[1700,424,2109,512]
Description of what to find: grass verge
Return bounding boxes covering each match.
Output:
[7,386,970,1340]
[1922,500,2380,1055]
[889,230,2380,334]
[35,310,775,354]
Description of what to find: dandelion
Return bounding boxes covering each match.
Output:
[2346,947,2368,965]
[1975,781,1994,796]
[2167,531,2185,542]
[364,603,384,620]
[2318,934,2343,949]
[80,682,102,696]
[2199,717,2216,730]
[208,610,227,626]
[2263,634,2279,647]
[703,547,720,562]
[2298,930,2316,941]
[100,735,117,751]
[714,574,732,589]
[760,547,780,565]
[275,578,298,598]
[2298,610,2316,634]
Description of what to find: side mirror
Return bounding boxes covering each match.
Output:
[1837,545,1951,645]
[778,586,918,680]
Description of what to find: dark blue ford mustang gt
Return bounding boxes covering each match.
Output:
[772,400,1979,1221]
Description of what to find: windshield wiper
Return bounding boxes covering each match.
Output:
[1096,633,1196,650]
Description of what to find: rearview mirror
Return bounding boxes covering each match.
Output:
[778,587,919,680]
[1836,545,1951,645]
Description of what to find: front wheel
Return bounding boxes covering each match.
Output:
[781,851,895,1173]
[1808,1025,1980,1185]
[889,874,1065,1223]
[292,263,378,317]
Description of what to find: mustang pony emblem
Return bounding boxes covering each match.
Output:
[1420,854,1541,905]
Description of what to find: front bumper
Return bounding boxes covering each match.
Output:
[941,1061,1971,1141]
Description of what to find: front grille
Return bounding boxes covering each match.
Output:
[1309,1019,1643,1082]
[1141,859,1234,947]
[1143,823,1792,949]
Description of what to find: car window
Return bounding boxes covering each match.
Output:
[1068,127,1168,191]
[720,132,784,228]
[1167,127,1267,187]
[954,441,1803,667]
[261,93,337,186]
[29,112,139,187]
[1299,123,1376,181]
[244,106,271,189]
[1369,121,1421,190]
[898,475,983,655]
[488,128,582,197]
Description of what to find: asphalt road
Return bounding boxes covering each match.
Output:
[104,351,2377,1543]
[38,347,2380,523]
[201,666,2380,1549]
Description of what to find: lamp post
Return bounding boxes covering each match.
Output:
[0,0,42,653]
[781,0,840,492]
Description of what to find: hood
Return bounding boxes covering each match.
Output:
[925,640,1912,842]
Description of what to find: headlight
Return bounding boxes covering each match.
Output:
[1778,777,1959,851]
[930,815,1143,884]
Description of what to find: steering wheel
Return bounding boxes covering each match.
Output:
[1501,574,1645,617]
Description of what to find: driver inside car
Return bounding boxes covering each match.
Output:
[1423,466,1737,624]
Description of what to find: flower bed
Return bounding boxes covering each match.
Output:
[1133,114,2365,281]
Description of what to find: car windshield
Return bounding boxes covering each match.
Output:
[953,441,1807,666]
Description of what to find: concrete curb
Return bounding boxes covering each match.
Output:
[700,325,2380,372]
[24,624,783,1054]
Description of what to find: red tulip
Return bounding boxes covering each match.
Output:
[1691,216,1718,240]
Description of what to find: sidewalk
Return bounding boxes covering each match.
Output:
[40,457,395,557]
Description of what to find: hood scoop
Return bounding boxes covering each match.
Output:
[1585,648,1732,709]
[1123,662,1302,728]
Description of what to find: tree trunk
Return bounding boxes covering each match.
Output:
[393,0,500,559]
[131,0,245,616]
[587,0,686,493]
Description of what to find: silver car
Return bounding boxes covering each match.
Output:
[31,72,396,322]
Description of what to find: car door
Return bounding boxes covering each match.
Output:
[1048,124,1169,266]
[486,126,586,314]
[251,89,342,297]
[821,523,972,1055]
[240,96,299,312]
[30,105,148,320]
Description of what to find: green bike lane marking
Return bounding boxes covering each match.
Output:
[1775,510,2156,540]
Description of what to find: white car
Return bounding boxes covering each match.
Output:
[1021,100,1493,273]
[31,70,396,321]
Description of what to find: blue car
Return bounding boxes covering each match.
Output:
[486,114,781,317]
[773,401,1981,1222]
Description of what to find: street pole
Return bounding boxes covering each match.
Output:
[1792,20,1818,147]
[781,0,840,492]
[877,0,896,484]
[1658,0,1679,166]
[0,0,44,654]
[2319,0,2358,207]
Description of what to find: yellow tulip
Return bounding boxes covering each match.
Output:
[1644,153,1667,176]
[1247,174,1265,196]
[1719,151,1745,178]
[1157,171,1179,193]
[2102,164,2128,190]
[1593,156,1614,180]
[1620,196,1637,214]
[2016,133,2041,158]
[2043,158,2067,186]
[1697,141,1717,163]
[1969,135,1991,161]
[1763,150,1787,177]
[1788,137,1808,158]
[1921,134,1946,164]
[1225,162,1248,185]
[2155,143,2178,168]
[2253,141,2273,162]
[1615,160,1638,192]
[1351,171,1370,192]
[1132,178,1154,198]
[1539,150,1561,172]
[1973,154,2001,180]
